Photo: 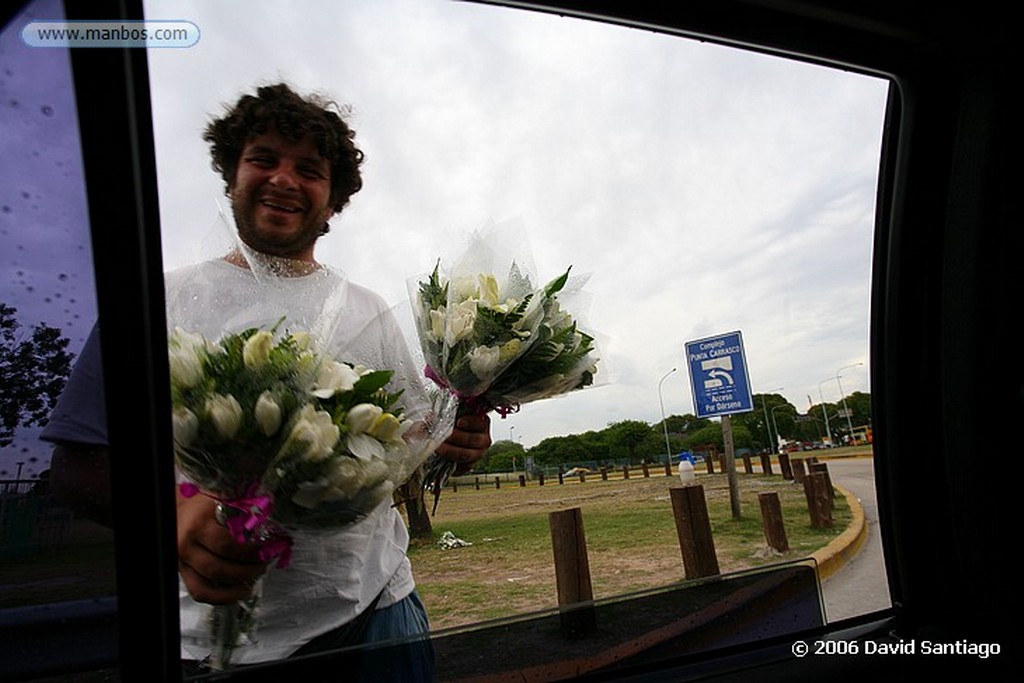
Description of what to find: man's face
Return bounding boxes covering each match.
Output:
[228,130,333,262]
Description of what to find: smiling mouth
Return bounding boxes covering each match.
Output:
[261,199,303,214]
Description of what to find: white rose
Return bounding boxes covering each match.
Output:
[451,275,479,301]
[295,349,319,380]
[346,403,383,434]
[428,307,446,342]
[171,406,199,447]
[328,457,366,495]
[168,344,204,389]
[545,301,573,331]
[349,457,389,487]
[242,330,274,369]
[284,405,340,462]
[204,394,243,441]
[445,300,477,346]
[498,338,524,363]
[170,327,206,351]
[478,273,500,306]
[469,345,501,378]
[254,391,282,436]
[367,412,405,443]
[289,331,312,351]
[312,360,361,398]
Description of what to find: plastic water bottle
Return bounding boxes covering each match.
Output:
[678,458,695,485]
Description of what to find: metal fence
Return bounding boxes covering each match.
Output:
[0,490,73,559]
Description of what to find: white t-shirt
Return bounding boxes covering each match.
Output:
[166,258,422,664]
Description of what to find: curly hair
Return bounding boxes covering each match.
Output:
[203,83,364,214]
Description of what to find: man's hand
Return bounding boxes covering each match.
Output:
[434,413,492,475]
[176,489,268,605]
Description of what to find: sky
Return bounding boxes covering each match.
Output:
[1,0,887,477]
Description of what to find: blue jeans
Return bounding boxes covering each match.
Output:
[353,591,435,682]
[181,591,435,680]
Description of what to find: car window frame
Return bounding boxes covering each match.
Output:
[42,0,1015,680]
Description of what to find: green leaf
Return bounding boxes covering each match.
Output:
[354,369,394,395]
[542,267,571,297]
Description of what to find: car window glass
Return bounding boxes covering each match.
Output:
[1,0,117,678]
[141,0,890,674]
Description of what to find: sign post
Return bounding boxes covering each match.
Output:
[685,331,754,519]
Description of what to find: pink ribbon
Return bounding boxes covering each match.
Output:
[179,482,294,568]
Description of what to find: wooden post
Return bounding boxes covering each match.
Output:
[670,485,720,579]
[519,474,527,487]
[549,508,596,636]
[722,415,741,520]
[494,477,500,490]
[757,491,789,552]
[778,452,793,480]
[742,451,753,474]
[600,467,608,481]
[642,463,650,478]
[622,465,630,480]
[578,472,586,484]
[474,477,480,491]
[809,462,834,503]
[665,461,673,477]
[760,452,773,475]
[803,471,833,529]
[538,473,545,486]
[451,479,457,493]
[791,457,806,484]
[705,455,715,474]
[558,470,564,485]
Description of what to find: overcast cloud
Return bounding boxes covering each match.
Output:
[2,0,886,476]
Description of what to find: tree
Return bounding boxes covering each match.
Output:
[0,303,74,448]
[738,394,792,451]
[605,419,658,463]
[843,391,872,427]
[527,434,593,468]
[687,422,723,451]
[398,468,433,541]
[481,439,526,472]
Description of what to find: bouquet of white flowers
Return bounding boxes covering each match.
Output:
[409,227,601,511]
[169,320,454,669]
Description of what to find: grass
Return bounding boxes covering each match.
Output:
[0,517,117,609]
[408,460,853,630]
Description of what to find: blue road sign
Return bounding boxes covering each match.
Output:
[685,331,754,418]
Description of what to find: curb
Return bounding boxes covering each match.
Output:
[810,483,867,582]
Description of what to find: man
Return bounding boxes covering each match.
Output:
[45,83,491,677]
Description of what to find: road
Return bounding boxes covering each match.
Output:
[819,456,893,623]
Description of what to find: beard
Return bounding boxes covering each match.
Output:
[230,193,326,260]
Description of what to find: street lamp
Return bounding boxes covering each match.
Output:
[836,363,863,445]
[658,368,677,466]
[771,404,796,450]
[817,378,836,446]
[760,387,784,453]
[509,425,516,473]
